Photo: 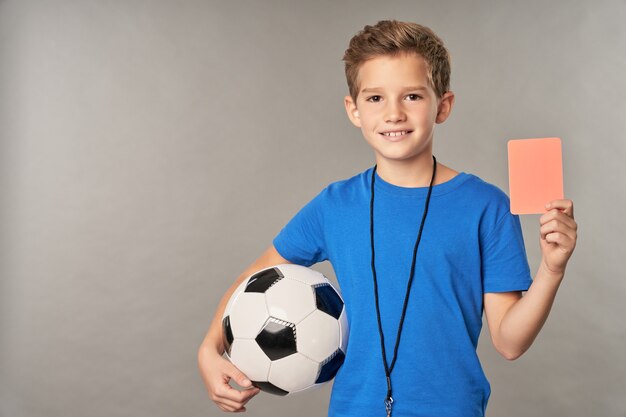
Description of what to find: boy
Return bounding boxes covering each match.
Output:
[198,20,577,416]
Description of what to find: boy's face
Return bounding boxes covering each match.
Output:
[344,52,454,167]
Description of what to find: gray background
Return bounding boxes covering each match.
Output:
[1,1,624,416]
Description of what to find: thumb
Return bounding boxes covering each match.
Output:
[225,361,252,388]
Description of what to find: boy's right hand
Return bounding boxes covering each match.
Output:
[198,346,261,412]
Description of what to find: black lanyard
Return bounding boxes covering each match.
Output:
[369,155,437,417]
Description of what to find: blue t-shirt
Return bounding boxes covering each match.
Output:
[272,167,533,417]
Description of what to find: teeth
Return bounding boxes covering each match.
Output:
[383,131,408,137]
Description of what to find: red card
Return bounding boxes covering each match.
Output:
[508,138,564,214]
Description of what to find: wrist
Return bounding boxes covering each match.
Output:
[538,258,565,281]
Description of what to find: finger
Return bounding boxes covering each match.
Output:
[540,220,577,242]
[218,383,260,403]
[214,393,248,412]
[545,199,574,217]
[222,403,246,413]
[236,387,261,405]
[540,210,578,231]
[217,402,237,413]
[225,365,253,389]
[216,392,254,412]
[544,231,575,248]
[219,385,260,402]
[539,222,576,240]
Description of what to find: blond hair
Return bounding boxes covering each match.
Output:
[342,20,451,103]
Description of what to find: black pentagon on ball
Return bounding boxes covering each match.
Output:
[222,315,234,356]
[252,381,289,396]
[316,349,345,384]
[314,283,344,319]
[255,317,297,361]
[244,267,284,293]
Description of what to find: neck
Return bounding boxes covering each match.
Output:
[375,154,436,187]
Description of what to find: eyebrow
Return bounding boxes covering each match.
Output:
[360,86,428,94]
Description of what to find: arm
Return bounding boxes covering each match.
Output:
[484,199,577,360]
[198,244,293,412]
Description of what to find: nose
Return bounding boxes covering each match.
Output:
[384,100,406,123]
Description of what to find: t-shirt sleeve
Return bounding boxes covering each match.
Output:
[272,187,329,267]
[481,198,533,293]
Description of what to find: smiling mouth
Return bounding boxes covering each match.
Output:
[380,130,412,138]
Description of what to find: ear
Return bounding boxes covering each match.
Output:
[435,91,455,124]
[344,95,362,128]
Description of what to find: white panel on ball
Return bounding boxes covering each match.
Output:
[268,352,319,393]
[229,293,270,339]
[265,279,317,324]
[224,278,248,317]
[296,310,340,363]
[276,263,328,286]
[338,308,349,352]
[230,339,272,382]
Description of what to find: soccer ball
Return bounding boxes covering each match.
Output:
[222,263,349,396]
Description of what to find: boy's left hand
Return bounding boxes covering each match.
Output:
[539,199,578,276]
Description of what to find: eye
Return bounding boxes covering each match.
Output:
[406,94,422,101]
[366,95,382,103]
